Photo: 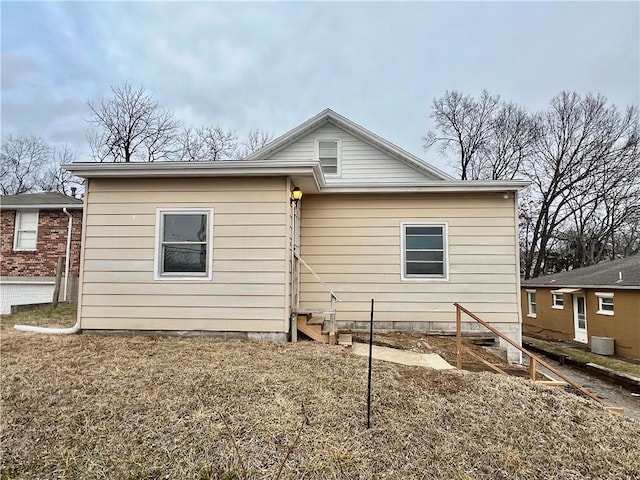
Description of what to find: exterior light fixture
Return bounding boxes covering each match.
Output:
[290,187,303,206]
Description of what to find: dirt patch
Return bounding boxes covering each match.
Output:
[398,367,468,395]
[351,330,509,366]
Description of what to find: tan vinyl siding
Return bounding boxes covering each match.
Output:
[79,177,289,332]
[266,124,437,183]
[298,192,521,331]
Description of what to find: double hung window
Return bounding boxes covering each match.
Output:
[14,211,38,251]
[155,208,213,280]
[526,290,537,317]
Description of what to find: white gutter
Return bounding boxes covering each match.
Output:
[63,162,529,192]
[13,207,80,334]
[318,181,530,193]
[63,161,323,178]
[0,204,83,210]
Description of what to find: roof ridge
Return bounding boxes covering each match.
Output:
[245,109,454,181]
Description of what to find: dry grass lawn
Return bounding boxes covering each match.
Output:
[523,336,640,378]
[2,307,640,479]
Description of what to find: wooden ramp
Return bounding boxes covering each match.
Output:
[455,303,623,415]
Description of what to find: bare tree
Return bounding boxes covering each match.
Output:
[87,84,181,162]
[423,90,500,179]
[177,126,238,161]
[560,155,640,267]
[483,103,538,180]
[38,145,83,195]
[1,135,82,196]
[427,90,640,277]
[1,135,50,195]
[522,92,639,278]
[424,90,538,180]
[235,129,274,159]
[614,212,640,258]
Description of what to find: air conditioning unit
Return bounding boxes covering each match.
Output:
[590,336,615,356]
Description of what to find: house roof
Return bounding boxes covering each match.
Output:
[245,108,455,181]
[64,110,530,194]
[521,255,640,290]
[63,160,529,194]
[0,192,83,210]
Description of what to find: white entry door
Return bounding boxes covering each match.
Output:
[573,295,588,343]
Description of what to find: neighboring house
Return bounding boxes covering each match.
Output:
[65,109,528,361]
[0,192,83,314]
[521,255,640,360]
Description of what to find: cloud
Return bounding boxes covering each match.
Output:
[1,52,39,91]
[1,0,638,173]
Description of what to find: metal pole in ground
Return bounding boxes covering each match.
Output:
[367,298,374,429]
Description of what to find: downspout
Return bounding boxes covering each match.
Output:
[13,207,80,334]
[62,207,72,302]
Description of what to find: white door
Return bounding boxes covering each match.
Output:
[573,295,588,343]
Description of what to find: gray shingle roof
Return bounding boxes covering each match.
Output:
[521,255,640,289]
[0,192,83,209]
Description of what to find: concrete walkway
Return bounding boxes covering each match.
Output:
[351,342,455,370]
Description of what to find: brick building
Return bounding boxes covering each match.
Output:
[1,192,83,314]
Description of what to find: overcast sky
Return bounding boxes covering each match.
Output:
[2,1,638,174]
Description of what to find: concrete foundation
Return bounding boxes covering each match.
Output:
[85,330,288,343]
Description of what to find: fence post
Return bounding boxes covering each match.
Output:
[367,298,374,429]
[329,294,337,346]
[529,356,537,380]
[51,256,65,309]
[456,304,462,370]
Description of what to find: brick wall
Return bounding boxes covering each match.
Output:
[0,209,83,277]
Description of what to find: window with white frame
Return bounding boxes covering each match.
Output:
[401,223,448,280]
[526,290,537,317]
[551,292,564,309]
[155,208,213,280]
[318,140,339,175]
[595,292,614,316]
[13,210,38,251]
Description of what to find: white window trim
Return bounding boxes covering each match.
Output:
[526,289,537,318]
[154,207,214,281]
[13,210,39,251]
[400,222,449,282]
[595,292,614,316]
[315,138,341,177]
[551,292,564,310]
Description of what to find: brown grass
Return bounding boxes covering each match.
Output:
[2,309,640,479]
[524,336,640,378]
